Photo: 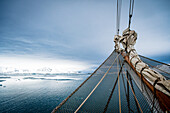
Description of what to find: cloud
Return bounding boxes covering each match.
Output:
[0,56,93,73]
[0,0,169,67]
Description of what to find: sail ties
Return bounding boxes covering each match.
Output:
[114,28,170,97]
[114,35,121,52]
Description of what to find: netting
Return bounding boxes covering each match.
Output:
[124,55,165,113]
[139,55,170,79]
[52,51,155,113]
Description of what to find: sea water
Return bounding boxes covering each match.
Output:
[0,74,89,113]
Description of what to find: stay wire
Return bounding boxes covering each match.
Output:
[116,0,122,35]
[128,0,134,29]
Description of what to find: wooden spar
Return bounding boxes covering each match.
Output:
[121,52,170,112]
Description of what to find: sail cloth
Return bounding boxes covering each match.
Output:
[114,28,170,97]
[52,51,152,113]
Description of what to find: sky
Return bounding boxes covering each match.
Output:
[0,0,170,72]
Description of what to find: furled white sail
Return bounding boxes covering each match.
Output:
[114,28,170,96]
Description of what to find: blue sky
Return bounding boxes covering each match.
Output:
[0,0,170,71]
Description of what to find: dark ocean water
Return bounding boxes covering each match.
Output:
[0,74,89,113]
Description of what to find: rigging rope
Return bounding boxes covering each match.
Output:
[52,51,115,113]
[124,70,143,113]
[103,59,124,113]
[139,54,170,78]
[146,63,170,78]
[117,58,122,113]
[118,58,131,112]
[139,55,170,66]
[118,57,142,113]
[118,58,135,113]
[129,73,141,113]
[74,54,120,113]
[116,0,122,35]
[128,0,134,29]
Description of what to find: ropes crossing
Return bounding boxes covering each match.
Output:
[52,51,169,113]
[74,54,120,113]
[124,70,143,113]
[103,58,124,113]
[51,51,115,113]
[52,0,170,112]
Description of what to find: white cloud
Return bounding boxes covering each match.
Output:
[0,56,92,73]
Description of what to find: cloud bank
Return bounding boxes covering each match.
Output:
[0,0,169,69]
